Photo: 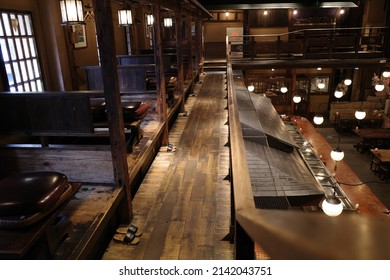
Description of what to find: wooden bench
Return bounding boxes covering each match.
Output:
[83,64,157,93]
[0,92,143,153]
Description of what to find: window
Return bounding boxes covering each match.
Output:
[0,10,44,92]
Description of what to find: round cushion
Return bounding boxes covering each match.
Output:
[123,102,150,121]
[0,172,68,216]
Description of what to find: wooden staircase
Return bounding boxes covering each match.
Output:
[202,59,227,72]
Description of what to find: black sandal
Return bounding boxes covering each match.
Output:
[113,230,140,245]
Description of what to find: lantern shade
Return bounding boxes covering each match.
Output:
[313,114,324,125]
[334,90,343,99]
[118,9,132,26]
[164,18,173,27]
[247,85,254,92]
[60,0,85,25]
[383,71,390,78]
[330,147,344,162]
[317,82,325,89]
[293,95,301,103]
[322,196,343,217]
[344,79,352,86]
[146,14,154,26]
[354,110,366,120]
[375,84,385,91]
[280,86,288,93]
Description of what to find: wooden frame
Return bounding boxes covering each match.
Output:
[72,25,87,49]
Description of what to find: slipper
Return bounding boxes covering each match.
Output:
[113,231,140,245]
[159,145,177,153]
[116,224,143,237]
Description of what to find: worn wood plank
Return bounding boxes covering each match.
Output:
[103,73,233,260]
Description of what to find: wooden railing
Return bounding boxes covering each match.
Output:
[227,26,388,60]
[226,35,390,260]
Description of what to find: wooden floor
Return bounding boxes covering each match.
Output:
[103,72,234,260]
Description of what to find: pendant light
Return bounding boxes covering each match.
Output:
[293,95,301,104]
[334,90,344,99]
[59,0,85,25]
[313,114,324,125]
[280,86,288,93]
[247,85,254,92]
[344,78,352,86]
[375,83,385,92]
[317,81,325,90]
[330,134,344,162]
[322,190,343,217]
[355,110,366,120]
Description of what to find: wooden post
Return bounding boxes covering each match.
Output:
[195,14,204,74]
[92,0,132,222]
[152,3,169,146]
[175,4,185,112]
[291,68,297,115]
[186,13,193,81]
[63,26,79,90]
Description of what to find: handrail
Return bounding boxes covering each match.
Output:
[228,26,388,40]
[226,26,388,60]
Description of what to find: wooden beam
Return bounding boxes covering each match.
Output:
[92,0,132,222]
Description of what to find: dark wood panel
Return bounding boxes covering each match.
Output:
[0,93,93,134]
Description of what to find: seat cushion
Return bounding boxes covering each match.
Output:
[123,102,150,121]
[90,98,107,122]
[0,172,68,216]
[122,101,142,114]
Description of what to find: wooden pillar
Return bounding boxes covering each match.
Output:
[92,0,132,222]
[152,3,169,145]
[63,26,79,90]
[291,68,297,115]
[186,14,193,81]
[195,14,204,73]
[175,4,185,112]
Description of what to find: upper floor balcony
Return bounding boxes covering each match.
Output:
[227,26,388,61]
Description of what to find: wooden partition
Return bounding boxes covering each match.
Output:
[83,65,156,93]
[0,91,122,184]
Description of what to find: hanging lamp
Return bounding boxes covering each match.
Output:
[118,1,132,26]
[322,190,343,217]
[59,0,85,25]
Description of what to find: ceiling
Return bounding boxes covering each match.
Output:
[197,1,359,10]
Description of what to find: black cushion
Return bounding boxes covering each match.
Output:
[0,172,68,216]
[123,102,150,121]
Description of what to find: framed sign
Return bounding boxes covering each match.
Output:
[72,25,87,49]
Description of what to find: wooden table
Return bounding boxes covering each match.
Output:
[370,149,390,181]
[334,112,383,132]
[353,128,390,153]
[370,149,390,164]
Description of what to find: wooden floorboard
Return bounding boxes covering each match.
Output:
[102,72,234,260]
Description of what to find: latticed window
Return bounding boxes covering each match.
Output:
[0,10,44,92]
